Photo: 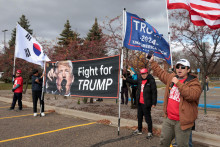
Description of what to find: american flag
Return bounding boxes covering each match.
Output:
[167,0,220,29]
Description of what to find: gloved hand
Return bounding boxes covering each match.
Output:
[12,88,15,92]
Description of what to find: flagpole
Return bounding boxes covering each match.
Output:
[165,0,173,68]
[13,55,16,82]
[118,8,126,136]
[13,24,18,82]
[40,61,46,117]
[12,55,16,90]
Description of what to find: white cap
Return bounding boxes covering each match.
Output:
[176,59,190,67]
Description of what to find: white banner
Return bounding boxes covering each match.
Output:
[15,23,50,66]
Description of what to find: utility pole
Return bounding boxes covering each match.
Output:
[203,43,207,115]
[2,29,8,52]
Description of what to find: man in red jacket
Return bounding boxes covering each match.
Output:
[149,56,202,147]
[9,69,23,111]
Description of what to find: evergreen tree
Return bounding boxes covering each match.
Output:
[58,20,79,46]
[8,15,33,47]
[86,18,102,41]
[84,18,106,103]
[84,17,107,57]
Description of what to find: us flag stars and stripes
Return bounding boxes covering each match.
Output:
[167,0,220,29]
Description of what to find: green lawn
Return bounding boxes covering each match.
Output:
[0,81,219,91]
[209,81,220,87]
[0,83,31,90]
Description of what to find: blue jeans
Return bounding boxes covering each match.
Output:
[189,131,193,147]
[206,83,209,91]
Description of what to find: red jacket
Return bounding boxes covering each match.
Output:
[151,61,202,130]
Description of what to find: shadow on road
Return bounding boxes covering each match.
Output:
[91,134,134,147]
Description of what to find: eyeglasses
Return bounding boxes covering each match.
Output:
[176,65,186,69]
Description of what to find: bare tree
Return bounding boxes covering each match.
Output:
[169,10,220,86]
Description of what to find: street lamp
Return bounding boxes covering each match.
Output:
[2,29,8,51]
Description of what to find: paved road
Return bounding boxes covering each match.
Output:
[0,101,160,147]
[0,101,209,147]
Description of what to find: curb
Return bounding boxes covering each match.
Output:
[1,96,219,146]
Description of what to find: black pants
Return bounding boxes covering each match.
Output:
[132,87,137,105]
[121,87,128,104]
[137,103,152,133]
[10,93,22,110]
[32,91,44,113]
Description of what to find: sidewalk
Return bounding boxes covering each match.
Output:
[157,87,220,109]
[0,96,219,147]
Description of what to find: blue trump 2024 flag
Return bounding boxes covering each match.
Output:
[123,12,171,65]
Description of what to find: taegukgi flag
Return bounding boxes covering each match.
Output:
[15,23,50,67]
[123,11,171,65]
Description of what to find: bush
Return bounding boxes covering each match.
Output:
[1,77,12,83]
[83,98,88,104]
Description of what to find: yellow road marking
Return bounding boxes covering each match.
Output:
[0,122,96,143]
[0,112,50,120]
[0,106,10,108]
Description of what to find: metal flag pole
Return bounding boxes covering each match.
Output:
[13,24,18,82]
[40,61,46,117]
[118,48,123,136]
[164,0,173,68]
[13,53,16,82]
[118,8,126,136]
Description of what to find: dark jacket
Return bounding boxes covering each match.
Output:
[151,61,202,130]
[126,74,157,107]
[32,75,43,91]
[122,71,131,88]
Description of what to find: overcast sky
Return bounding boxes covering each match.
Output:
[0,0,169,50]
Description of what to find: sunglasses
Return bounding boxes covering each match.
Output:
[176,65,186,69]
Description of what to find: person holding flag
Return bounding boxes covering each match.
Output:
[149,55,202,147]
[9,70,23,111]
[122,68,157,139]
[32,69,45,117]
[13,23,50,116]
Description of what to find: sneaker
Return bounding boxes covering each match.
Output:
[146,132,153,139]
[8,108,14,111]
[33,113,38,117]
[133,129,142,135]
[41,112,45,117]
[16,109,22,112]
